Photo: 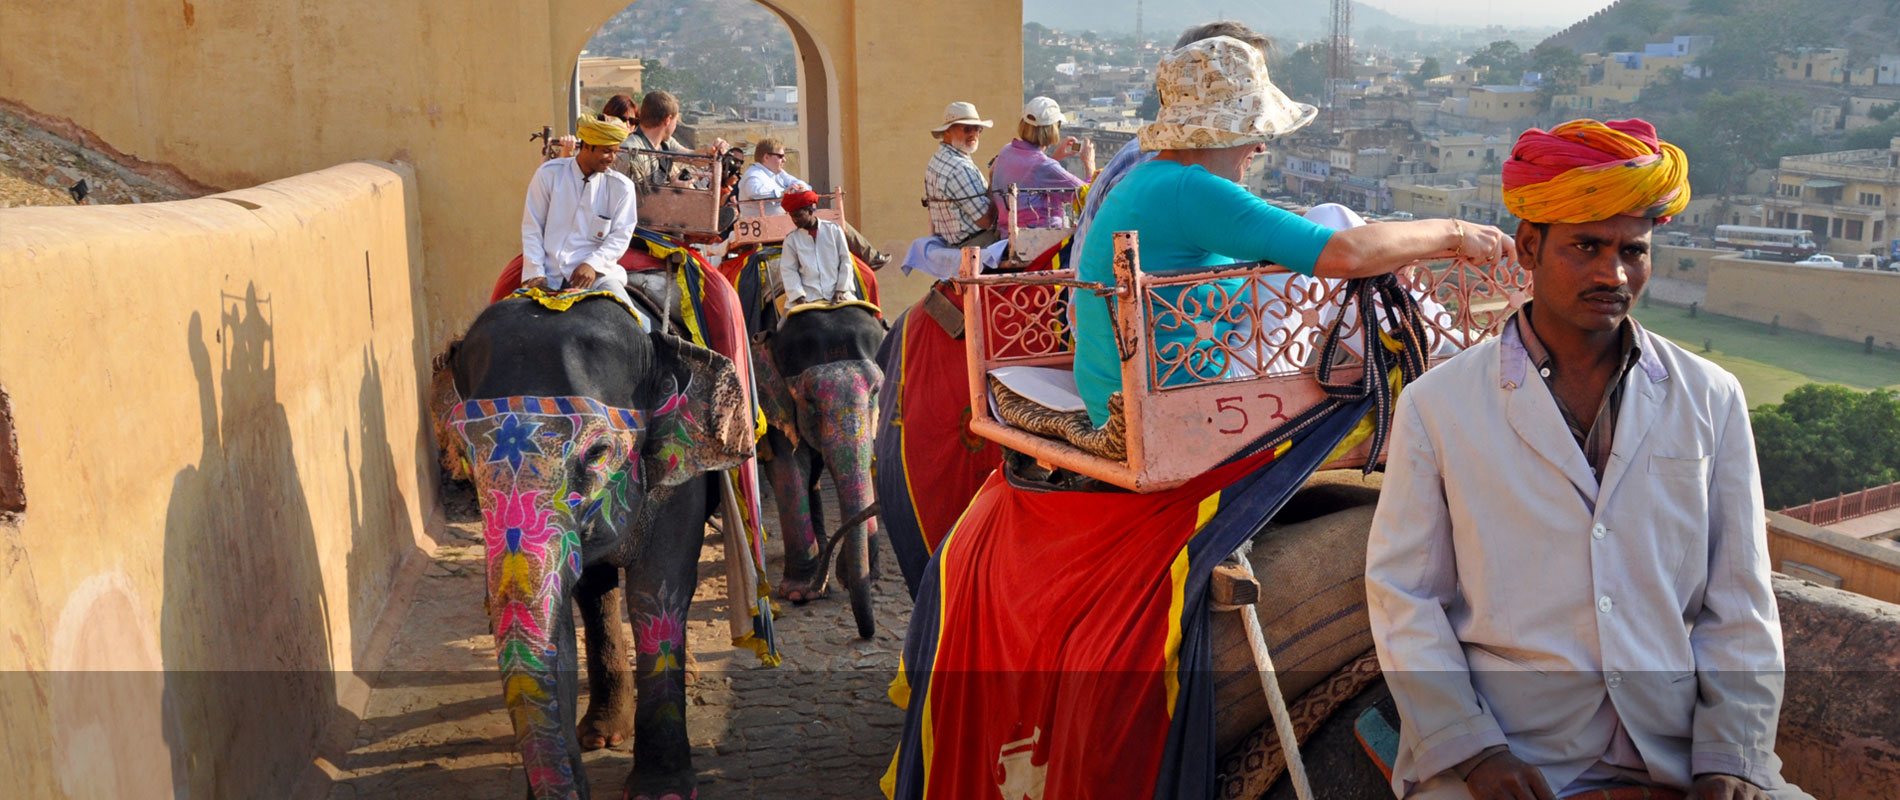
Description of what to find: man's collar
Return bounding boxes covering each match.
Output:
[1502,303,1664,388]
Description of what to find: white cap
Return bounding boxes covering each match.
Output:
[1022,96,1064,127]
[1302,203,1368,231]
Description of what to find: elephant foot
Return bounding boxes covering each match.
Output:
[578,706,633,751]
[775,572,830,604]
[623,772,697,800]
[777,543,827,604]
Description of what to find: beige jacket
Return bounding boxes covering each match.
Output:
[1366,323,1803,798]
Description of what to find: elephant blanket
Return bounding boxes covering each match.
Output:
[875,236,1073,595]
[883,396,1376,800]
[477,232,783,665]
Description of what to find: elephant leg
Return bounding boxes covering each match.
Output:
[761,428,824,601]
[621,477,710,800]
[573,563,634,751]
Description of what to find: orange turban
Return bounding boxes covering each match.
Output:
[1501,119,1690,224]
[781,189,821,214]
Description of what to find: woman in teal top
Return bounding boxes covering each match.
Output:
[1072,36,1514,427]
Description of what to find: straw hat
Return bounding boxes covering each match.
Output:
[1138,36,1317,152]
[931,101,994,137]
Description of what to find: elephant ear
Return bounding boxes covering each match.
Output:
[642,331,753,487]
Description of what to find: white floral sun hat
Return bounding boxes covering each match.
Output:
[1138,36,1318,152]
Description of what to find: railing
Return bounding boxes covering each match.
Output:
[1781,481,1900,527]
[727,191,847,247]
[958,230,1531,492]
[629,149,724,237]
[1003,184,1078,263]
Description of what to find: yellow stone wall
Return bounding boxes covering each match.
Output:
[0,163,436,798]
[0,0,1023,340]
[1707,259,1900,347]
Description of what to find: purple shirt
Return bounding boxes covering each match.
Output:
[988,138,1086,229]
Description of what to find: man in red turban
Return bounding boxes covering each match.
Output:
[1369,119,1808,800]
[777,190,857,306]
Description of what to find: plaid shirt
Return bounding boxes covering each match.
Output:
[1514,304,1643,481]
[924,142,991,243]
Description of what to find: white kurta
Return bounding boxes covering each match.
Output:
[737,163,810,216]
[520,158,637,292]
[778,220,855,303]
[1365,323,1807,799]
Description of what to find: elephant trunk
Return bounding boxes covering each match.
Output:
[798,362,883,576]
[484,483,588,800]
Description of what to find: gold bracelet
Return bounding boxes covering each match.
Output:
[1451,219,1466,253]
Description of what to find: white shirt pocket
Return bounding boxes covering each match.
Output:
[1647,454,1710,479]
[591,213,613,241]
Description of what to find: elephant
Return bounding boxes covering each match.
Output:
[750,302,886,637]
[441,290,751,800]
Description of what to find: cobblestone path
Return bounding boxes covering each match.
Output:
[322,480,914,799]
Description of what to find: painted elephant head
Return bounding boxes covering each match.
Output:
[445,298,750,799]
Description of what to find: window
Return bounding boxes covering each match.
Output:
[1860,192,1884,207]
[1847,220,1865,240]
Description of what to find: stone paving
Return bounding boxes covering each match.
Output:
[321,480,913,799]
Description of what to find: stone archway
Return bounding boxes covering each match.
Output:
[557,1,842,194]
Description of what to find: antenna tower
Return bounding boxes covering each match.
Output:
[1135,0,1144,51]
[1326,0,1352,133]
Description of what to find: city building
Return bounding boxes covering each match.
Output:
[1765,136,1900,259]
[747,85,798,123]
[1462,85,1540,122]
[1778,47,1849,84]
[577,55,645,96]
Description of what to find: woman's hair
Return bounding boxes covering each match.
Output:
[1016,119,1061,148]
[1174,21,1274,59]
[637,91,680,127]
[600,93,636,123]
[753,137,786,160]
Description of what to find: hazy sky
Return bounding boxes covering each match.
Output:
[1363,0,1617,28]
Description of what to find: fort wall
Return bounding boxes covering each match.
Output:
[0,162,436,797]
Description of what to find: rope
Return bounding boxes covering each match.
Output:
[1232,556,1314,800]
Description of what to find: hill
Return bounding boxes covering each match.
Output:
[1541,0,1900,64]
[1024,0,1425,42]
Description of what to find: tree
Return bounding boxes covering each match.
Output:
[1466,40,1524,77]
[1678,88,1805,195]
[1276,43,1330,102]
[1752,385,1900,509]
[1408,57,1442,90]
[1603,33,1636,55]
[1618,0,1671,33]
[1529,43,1585,109]
[1696,3,1828,81]
[1137,91,1160,121]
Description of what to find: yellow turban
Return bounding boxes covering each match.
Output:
[575,115,631,147]
[1501,118,1690,224]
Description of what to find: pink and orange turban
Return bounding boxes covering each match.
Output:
[781,189,821,214]
[1501,118,1690,224]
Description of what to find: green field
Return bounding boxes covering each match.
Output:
[1633,304,1900,406]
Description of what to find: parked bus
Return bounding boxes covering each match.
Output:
[1713,225,1819,260]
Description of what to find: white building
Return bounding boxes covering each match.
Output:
[748,85,798,123]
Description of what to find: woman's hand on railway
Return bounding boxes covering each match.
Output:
[1451,220,1516,266]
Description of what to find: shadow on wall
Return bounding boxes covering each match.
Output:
[157,289,336,796]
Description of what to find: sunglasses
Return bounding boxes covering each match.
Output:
[766,151,788,157]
